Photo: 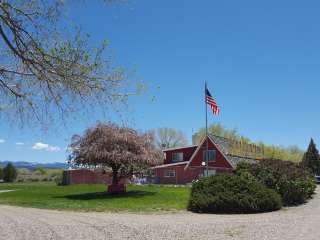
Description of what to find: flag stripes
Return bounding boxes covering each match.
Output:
[205,88,220,115]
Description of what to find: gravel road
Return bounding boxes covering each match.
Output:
[0,187,319,240]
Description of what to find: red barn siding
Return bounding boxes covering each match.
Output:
[63,169,128,185]
[154,165,232,184]
[164,146,197,164]
[154,164,202,184]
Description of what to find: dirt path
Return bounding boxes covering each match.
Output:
[0,188,319,240]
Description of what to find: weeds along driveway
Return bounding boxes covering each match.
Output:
[0,187,319,240]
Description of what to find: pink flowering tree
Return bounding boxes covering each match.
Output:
[69,122,161,193]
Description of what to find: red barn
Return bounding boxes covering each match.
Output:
[153,134,257,184]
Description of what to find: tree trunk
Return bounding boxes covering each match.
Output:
[108,166,126,194]
[112,168,119,185]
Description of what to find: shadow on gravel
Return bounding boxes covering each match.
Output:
[59,191,156,201]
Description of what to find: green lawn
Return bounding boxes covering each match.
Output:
[0,182,190,212]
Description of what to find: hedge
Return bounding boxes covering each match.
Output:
[188,173,282,214]
[236,159,316,206]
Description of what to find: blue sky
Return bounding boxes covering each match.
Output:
[1,0,320,163]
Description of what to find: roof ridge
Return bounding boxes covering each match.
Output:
[162,145,198,152]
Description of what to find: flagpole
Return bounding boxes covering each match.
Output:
[205,81,209,177]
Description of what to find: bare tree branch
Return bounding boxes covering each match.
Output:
[0,0,136,128]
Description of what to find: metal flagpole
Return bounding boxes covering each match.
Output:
[205,81,209,177]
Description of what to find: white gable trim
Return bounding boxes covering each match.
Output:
[187,166,233,170]
[184,137,207,170]
[207,135,235,169]
[152,161,189,169]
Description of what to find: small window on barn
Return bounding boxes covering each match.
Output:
[164,170,176,178]
[203,150,216,162]
[172,152,183,162]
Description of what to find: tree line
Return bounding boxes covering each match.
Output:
[193,123,305,162]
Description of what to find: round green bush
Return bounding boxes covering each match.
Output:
[188,173,282,214]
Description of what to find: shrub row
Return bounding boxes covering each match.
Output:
[236,159,316,206]
[188,159,316,214]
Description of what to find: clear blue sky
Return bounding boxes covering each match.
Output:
[1,0,320,163]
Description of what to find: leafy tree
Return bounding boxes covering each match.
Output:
[3,163,17,182]
[69,122,161,189]
[0,167,3,179]
[151,128,188,149]
[301,139,320,175]
[0,1,132,126]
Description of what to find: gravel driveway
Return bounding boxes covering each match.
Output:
[0,187,319,240]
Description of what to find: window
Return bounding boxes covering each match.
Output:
[164,170,176,178]
[204,169,216,177]
[199,170,216,178]
[172,152,183,162]
[203,150,216,162]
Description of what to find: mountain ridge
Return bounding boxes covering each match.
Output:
[0,161,67,170]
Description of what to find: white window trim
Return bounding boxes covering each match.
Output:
[164,170,176,178]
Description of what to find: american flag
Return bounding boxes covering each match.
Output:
[205,87,220,115]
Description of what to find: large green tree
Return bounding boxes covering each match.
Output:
[3,163,17,182]
[0,167,3,180]
[0,1,131,126]
[301,139,320,175]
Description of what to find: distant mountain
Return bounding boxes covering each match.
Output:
[0,161,68,170]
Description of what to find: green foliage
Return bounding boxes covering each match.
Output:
[236,159,316,206]
[17,168,62,182]
[301,139,320,175]
[188,174,282,214]
[234,161,253,175]
[54,171,69,186]
[3,163,18,182]
[193,123,250,143]
[194,124,304,162]
[35,167,47,175]
[54,173,63,186]
[0,167,3,179]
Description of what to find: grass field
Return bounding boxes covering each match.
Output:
[0,182,190,212]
